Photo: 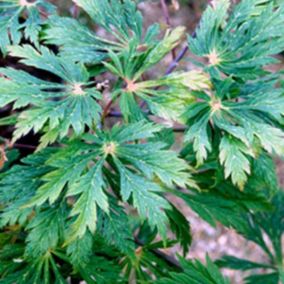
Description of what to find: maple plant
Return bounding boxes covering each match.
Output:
[0,0,284,283]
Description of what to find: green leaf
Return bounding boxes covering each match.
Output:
[73,0,143,44]
[115,160,170,239]
[25,149,94,207]
[0,114,17,126]
[157,255,230,284]
[116,141,193,188]
[0,249,67,284]
[0,45,101,148]
[245,273,279,284]
[109,121,162,143]
[0,149,54,227]
[134,26,185,79]
[0,0,55,53]
[219,135,254,189]
[189,0,284,79]
[76,255,123,284]
[184,109,211,165]
[216,191,284,283]
[140,71,212,91]
[67,230,93,267]
[47,0,145,63]
[166,204,191,256]
[67,159,109,241]
[97,201,135,255]
[25,205,66,258]
[4,122,191,242]
[216,255,274,271]
[43,16,111,63]
[183,78,284,188]
[44,7,159,64]
[176,170,272,230]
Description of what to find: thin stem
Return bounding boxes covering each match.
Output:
[0,137,37,150]
[14,143,37,150]
[102,99,114,123]
[165,46,189,75]
[109,111,123,117]
[160,0,171,27]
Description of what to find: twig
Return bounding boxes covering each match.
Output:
[108,111,122,117]
[165,45,189,75]
[13,143,37,150]
[102,99,114,122]
[160,0,171,27]
[0,137,37,150]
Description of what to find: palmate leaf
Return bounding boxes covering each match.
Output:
[103,26,186,81]
[217,191,284,283]
[0,0,55,53]
[100,27,199,122]
[73,0,143,42]
[44,0,159,64]
[183,78,284,189]
[0,45,102,148]
[0,148,54,227]
[189,0,284,79]
[1,0,284,282]
[157,255,230,284]
[104,41,211,122]
[0,234,123,284]
[16,122,192,240]
[43,16,115,64]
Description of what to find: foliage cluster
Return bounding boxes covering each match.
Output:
[0,0,284,283]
